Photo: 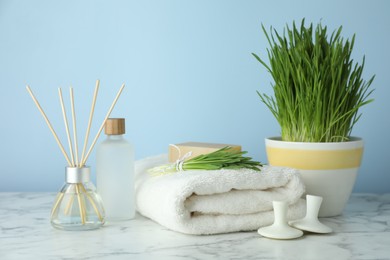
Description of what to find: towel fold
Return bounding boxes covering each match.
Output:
[135,154,306,235]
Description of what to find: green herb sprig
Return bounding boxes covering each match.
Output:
[252,19,375,142]
[149,146,263,175]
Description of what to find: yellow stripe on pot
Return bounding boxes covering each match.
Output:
[266,147,364,170]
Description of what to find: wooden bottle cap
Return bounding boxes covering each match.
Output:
[105,118,125,135]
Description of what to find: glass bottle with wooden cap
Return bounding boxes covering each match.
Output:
[96,118,135,220]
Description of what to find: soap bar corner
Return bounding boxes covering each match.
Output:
[168,142,241,162]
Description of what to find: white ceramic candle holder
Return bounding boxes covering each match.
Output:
[289,195,332,234]
[258,201,303,240]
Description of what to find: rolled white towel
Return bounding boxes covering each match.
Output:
[135,154,306,235]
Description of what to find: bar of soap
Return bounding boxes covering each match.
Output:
[168,142,242,163]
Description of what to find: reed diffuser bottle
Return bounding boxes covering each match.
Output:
[97,118,135,221]
[51,167,105,230]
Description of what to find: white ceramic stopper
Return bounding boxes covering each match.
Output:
[289,195,332,233]
[258,201,303,240]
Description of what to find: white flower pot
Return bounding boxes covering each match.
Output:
[265,137,364,217]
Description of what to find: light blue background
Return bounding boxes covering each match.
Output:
[0,0,389,192]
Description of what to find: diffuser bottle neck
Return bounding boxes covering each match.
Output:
[65,167,91,183]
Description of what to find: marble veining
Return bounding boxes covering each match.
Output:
[0,193,389,260]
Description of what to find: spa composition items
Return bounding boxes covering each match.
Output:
[26,80,126,230]
[135,154,306,235]
[150,145,262,175]
[168,142,242,163]
[97,118,135,221]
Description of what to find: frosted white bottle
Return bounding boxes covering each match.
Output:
[96,118,135,221]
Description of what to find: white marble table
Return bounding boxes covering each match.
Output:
[0,193,389,260]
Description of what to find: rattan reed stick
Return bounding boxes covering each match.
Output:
[58,88,75,166]
[80,80,100,167]
[50,192,64,218]
[81,83,125,166]
[64,187,75,215]
[69,87,80,166]
[75,184,85,224]
[80,184,103,221]
[26,86,72,166]
[80,184,87,222]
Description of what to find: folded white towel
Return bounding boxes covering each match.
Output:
[135,154,306,235]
